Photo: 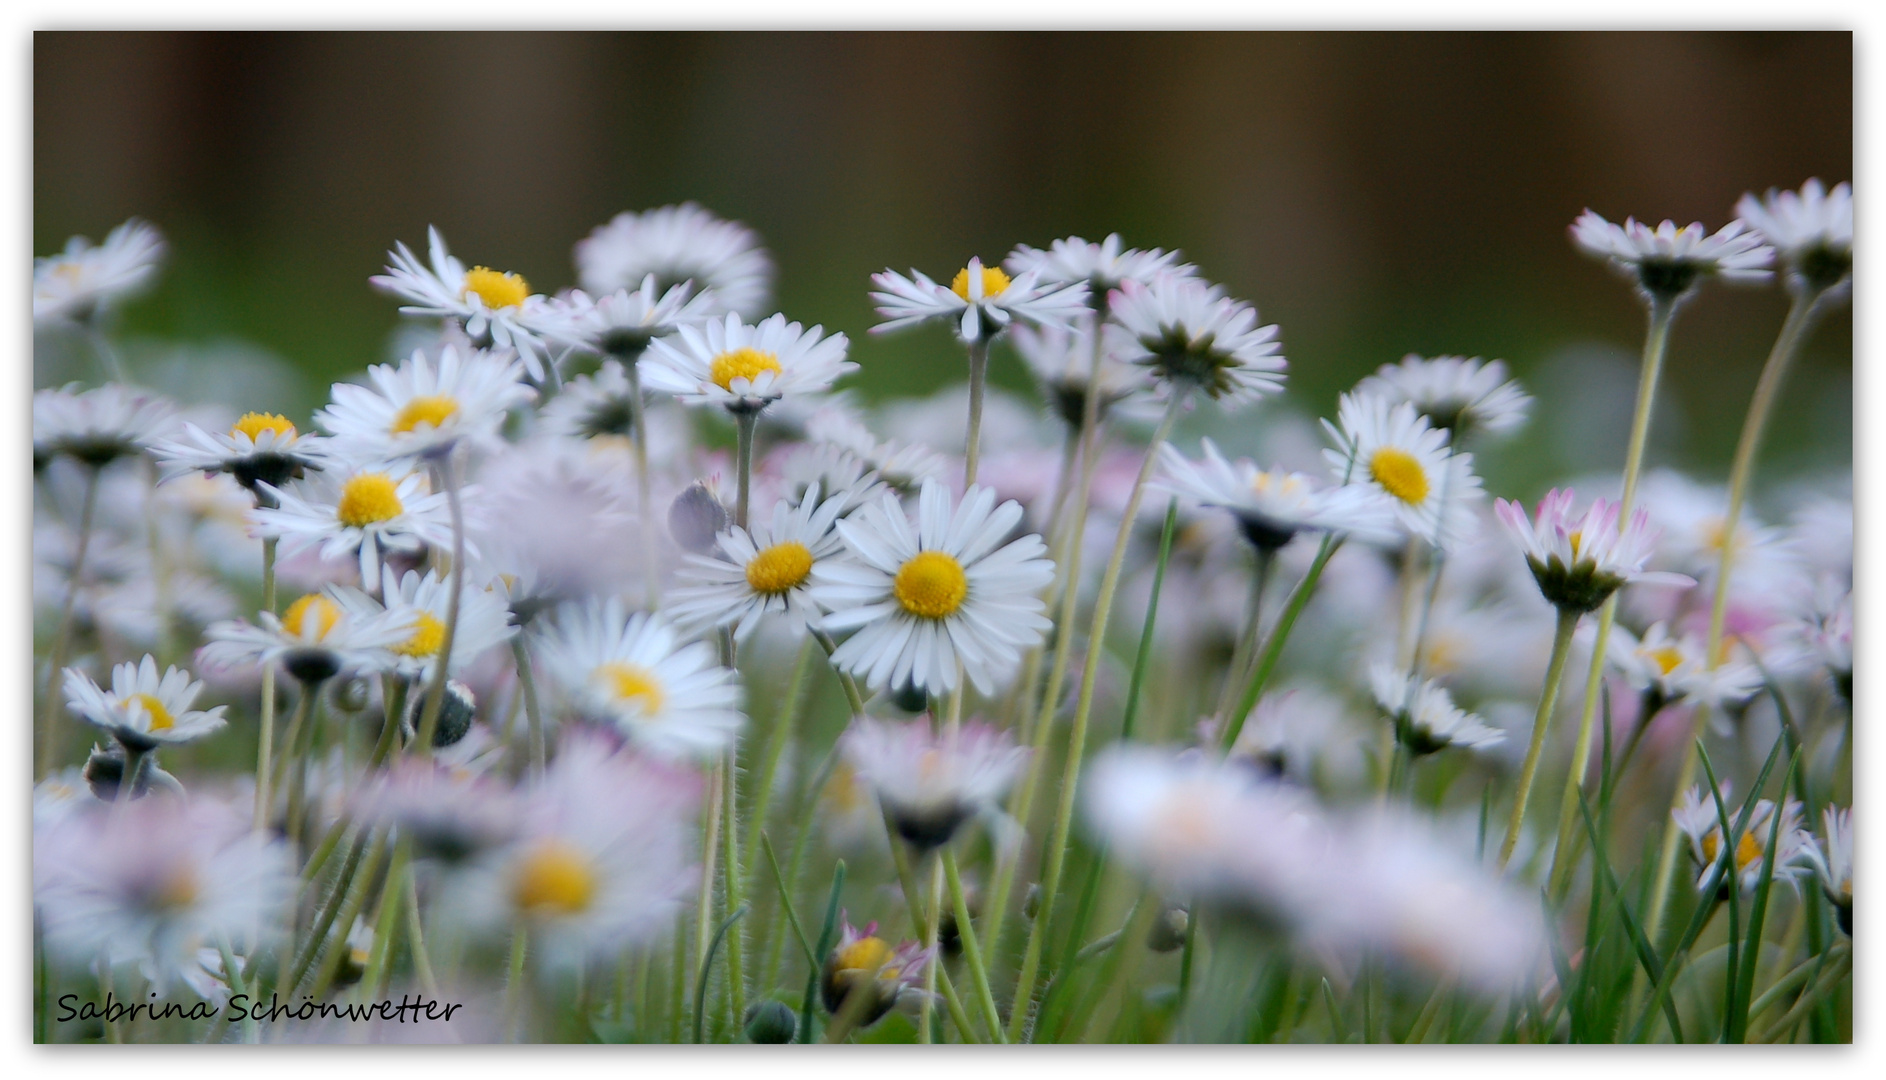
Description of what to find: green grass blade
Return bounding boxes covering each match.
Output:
[797,860,846,1043]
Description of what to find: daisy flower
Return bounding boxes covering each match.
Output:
[1008,321,1151,429]
[1005,232,1196,294]
[575,202,774,319]
[667,481,860,642]
[1603,620,1762,714]
[150,412,329,502]
[537,598,745,762]
[1368,663,1506,755]
[811,480,1056,697]
[535,276,720,361]
[870,256,1090,344]
[1672,783,1812,894]
[1736,179,1853,294]
[1354,354,1532,437]
[200,590,411,685]
[352,758,521,867]
[1157,438,1397,552]
[1107,275,1285,406]
[819,914,935,1028]
[801,405,948,494]
[642,312,854,415]
[468,443,642,621]
[33,218,166,325]
[369,227,559,380]
[1495,488,1693,614]
[1570,210,1773,301]
[62,655,228,752]
[34,383,177,468]
[316,345,535,464]
[332,566,515,682]
[249,465,460,586]
[839,716,1029,850]
[1796,806,1852,934]
[1322,392,1482,549]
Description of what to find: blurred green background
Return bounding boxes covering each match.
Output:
[35,31,1851,495]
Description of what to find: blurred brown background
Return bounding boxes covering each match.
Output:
[34,31,1853,491]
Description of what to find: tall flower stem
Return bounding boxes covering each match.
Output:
[253,537,279,831]
[624,356,662,609]
[741,636,814,896]
[1212,549,1276,729]
[1639,286,1835,945]
[412,454,466,757]
[733,409,757,530]
[37,463,101,781]
[1007,391,1186,1043]
[944,848,1007,1042]
[1218,536,1343,754]
[963,338,990,486]
[511,637,546,781]
[1499,607,1581,868]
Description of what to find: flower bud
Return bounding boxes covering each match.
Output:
[668,481,729,555]
[1146,904,1189,953]
[743,999,797,1044]
[1022,884,1042,921]
[409,680,477,748]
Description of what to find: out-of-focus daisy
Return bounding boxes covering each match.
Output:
[839,716,1028,850]
[33,795,294,994]
[250,466,460,586]
[200,590,410,685]
[1496,488,1692,614]
[1796,806,1852,935]
[468,445,643,623]
[871,256,1089,344]
[317,345,534,464]
[370,227,559,380]
[1736,179,1853,294]
[1005,233,1195,295]
[1323,392,1481,549]
[353,758,521,867]
[1106,275,1286,408]
[1672,783,1812,895]
[1604,621,1762,714]
[62,655,228,752]
[34,383,177,468]
[1008,321,1151,429]
[812,480,1055,697]
[575,202,773,319]
[1570,210,1773,301]
[151,413,329,503]
[537,598,745,762]
[535,276,719,362]
[819,914,935,1028]
[1157,438,1397,552]
[667,481,859,642]
[802,406,947,494]
[642,312,853,415]
[33,218,166,325]
[1354,354,1532,438]
[1368,664,1506,756]
[333,566,515,682]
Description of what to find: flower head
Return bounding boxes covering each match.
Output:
[871,256,1090,344]
[1354,354,1531,437]
[1795,806,1852,934]
[62,656,228,752]
[1570,210,1773,301]
[34,384,177,468]
[333,566,515,681]
[667,481,860,642]
[249,465,461,587]
[370,227,560,380]
[1368,664,1505,756]
[575,203,774,319]
[1495,489,1692,614]
[839,717,1028,850]
[1672,783,1812,895]
[532,276,719,361]
[34,218,166,325]
[1004,233,1196,294]
[1157,438,1397,551]
[642,312,853,415]
[1736,179,1853,295]
[1322,392,1481,549]
[200,590,412,684]
[1008,321,1151,429]
[1604,621,1762,715]
[150,413,329,502]
[819,914,935,1028]
[316,345,535,463]
[1107,276,1285,406]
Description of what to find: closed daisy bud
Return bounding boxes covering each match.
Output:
[744,999,797,1044]
[669,481,731,555]
[1146,904,1189,953]
[408,679,477,749]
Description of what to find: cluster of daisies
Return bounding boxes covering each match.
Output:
[31,179,1852,1044]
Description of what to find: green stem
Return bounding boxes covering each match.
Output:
[511,636,546,781]
[38,463,101,781]
[964,338,990,486]
[1500,607,1580,868]
[741,637,814,901]
[693,905,748,1043]
[412,455,466,757]
[733,408,756,530]
[1212,549,1274,729]
[623,356,661,609]
[719,742,746,1033]
[253,536,279,831]
[1218,535,1343,754]
[811,629,867,717]
[797,860,845,1044]
[944,848,1006,1042]
[503,923,529,1041]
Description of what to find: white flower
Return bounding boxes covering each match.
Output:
[642,312,854,414]
[34,218,165,324]
[1006,233,1196,292]
[1604,621,1762,713]
[332,566,516,681]
[575,203,774,319]
[249,466,461,586]
[870,256,1090,344]
[200,590,412,684]
[34,383,177,467]
[1107,275,1285,406]
[465,443,643,621]
[1007,320,1153,428]
[537,599,745,762]
[839,716,1028,850]
[62,656,228,750]
[1157,438,1398,551]
[316,345,535,464]
[370,227,560,380]
[150,413,330,501]
[1736,179,1852,292]
[812,480,1056,697]
[537,359,683,455]
[1495,488,1693,613]
[1322,392,1481,549]
[801,406,947,494]
[1796,806,1852,930]
[1368,663,1505,755]
[1570,210,1773,299]
[1354,354,1532,437]
[1671,784,1812,894]
[667,481,860,642]
[530,276,719,360]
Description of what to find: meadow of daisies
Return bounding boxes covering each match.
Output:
[30,183,1852,1044]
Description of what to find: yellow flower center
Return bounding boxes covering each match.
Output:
[282,594,342,641]
[336,473,405,527]
[1369,447,1430,506]
[392,611,446,658]
[950,264,1011,300]
[745,541,815,595]
[390,395,459,435]
[709,347,782,391]
[230,412,296,441]
[153,868,199,911]
[462,266,530,309]
[1647,646,1685,677]
[893,550,969,619]
[129,693,175,732]
[836,935,897,980]
[597,662,665,716]
[1702,828,1766,874]
[512,841,597,916]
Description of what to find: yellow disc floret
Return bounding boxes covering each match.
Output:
[1369,447,1431,506]
[390,395,460,435]
[597,662,665,716]
[893,550,969,620]
[1647,646,1685,677]
[336,473,405,527]
[392,611,446,658]
[129,693,175,732]
[950,264,1011,300]
[512,841,597,916]
[835,935,898,979]
[462,266,530,310]
[153,867,200,912]
[745,541,815,595]
[1702,828,1766,875]
[231,412,296,442]
[282,594,342,641]
[709,347,782,391]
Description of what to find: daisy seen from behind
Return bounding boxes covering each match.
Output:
[1354,354,1532,438]
[1570,210,1773,303]
[839,715,1029,850]
[1736,179,1853,295]
[1157,437,1397,552]
[34,218,166,326]
[575,202,774,319]
[1107,274,1286,408]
